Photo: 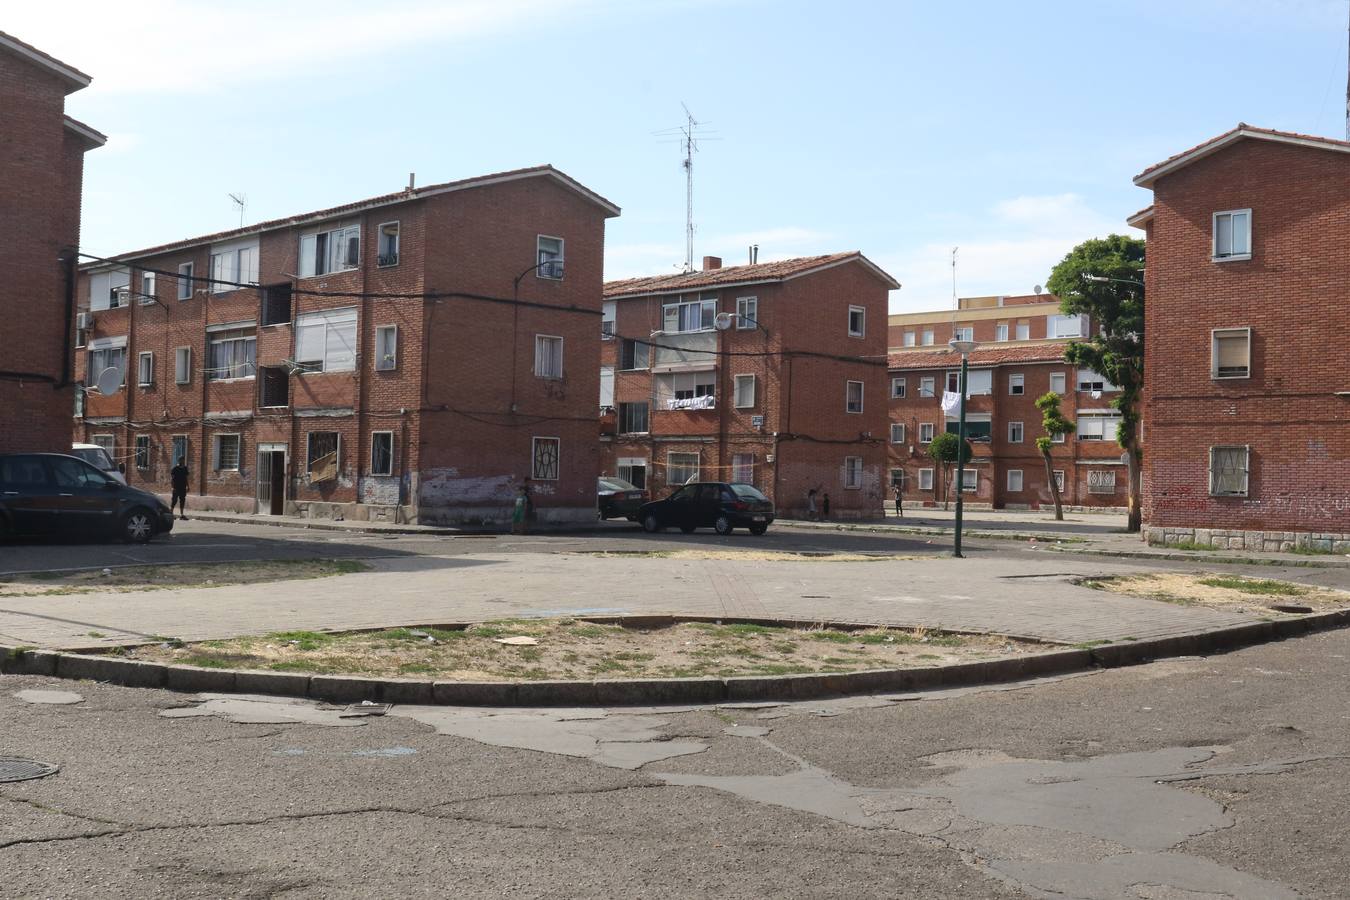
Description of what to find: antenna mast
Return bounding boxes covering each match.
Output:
[682,104,698,272]
[228,192,247,228]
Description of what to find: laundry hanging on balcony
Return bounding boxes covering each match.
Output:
[940,390,963,417]
[666,395,716,411]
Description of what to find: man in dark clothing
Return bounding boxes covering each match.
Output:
[170,457,190,520]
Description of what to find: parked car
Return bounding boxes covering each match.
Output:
[597,476,648,520]
[69,442,127,485]
[0,453,174,543]
[638,482,774,535]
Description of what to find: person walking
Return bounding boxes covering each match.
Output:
[512,484,531,534]
[806,488,818,521]
[170,455,190,520]
[894,485,903,518]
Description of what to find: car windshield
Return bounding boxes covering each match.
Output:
[70,447,115,471]
[601,477,638,492]
[730,484,769,501]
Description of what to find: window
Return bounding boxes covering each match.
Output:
[891,377,906,399]
[848,306,866,337]
[919,422,935,444]
[667,451,699,486]
[534,335,563,378]
[73,383,84,417]
[140,271,156,304]
[89,269,130,311]
[845,380,864,413]
[1007,469,1023,492]
[1076,412,1123,441]
[374,325,398,371]
[601,301,616,339]
[531,436,560,480]
[1213,209,1251,261]
[995,323,1008,342]
[890,423,906,444]
[370,431,394,476]
[174,347,191,385]
[903,330,916,347]
[299,223,360,278]
[1015,321,1030,341]
[137,351,154,387]
[307,432,340,482]
[177,263,194,300]
[732,453,755,484]
[918,468,934,491]
[844,456,863,489]
[890,468,905,488]
[1212,328,1251,379]
[617,458,647,489]
[213,434,241,472]
[262,283,292,326]
[1088,470,1117,494]
[919,376,936,398]
[663,296,716,333]
[1049,314,1084,338]
[295,308,357,372]
[171,435,188,467]
[599,366,614,408]
[87,343,127,388]
[1008,421,1023,443]
[921,328,934,346]
[1209,446,1249,496]
[209,239,259,293]
[260,366,289,408]
[945,368,992,396]
[377,222,400,267]
[736,296,758,330]
[734,374,756,408]
[207,327,257,380]
[1051,429,1066,444]
[135,435,150,470]
[619,338,650,370]
[618,401,649,434]
[946,414,992,442]
[1009,373,1024,395]
[954,326,973,342]
[537,236,564,279]
[1053,470,1065,492]
[91,434,115,455]
[1077,368,1118,392]
[1048,371,1066,394]
[961,468,977,492]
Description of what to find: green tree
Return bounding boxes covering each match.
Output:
[1045,234,1146,531]
[1034,392,1074,521]
[927,431,970,511]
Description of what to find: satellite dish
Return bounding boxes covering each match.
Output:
[94,367,123,396]
[1033,284,1043,295]
[714,313,733,331]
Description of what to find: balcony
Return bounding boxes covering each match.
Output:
[651,331,716,371]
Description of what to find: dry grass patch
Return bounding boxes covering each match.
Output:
[1081,572,1350,615]
[129,618,1045,681]
[574,550,916,562]
[0,559,370,597]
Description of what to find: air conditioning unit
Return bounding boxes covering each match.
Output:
[113,287,131,306]
[76,312,93,330]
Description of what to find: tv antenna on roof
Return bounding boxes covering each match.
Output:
[228,192,247,228]
[654,104,719,273]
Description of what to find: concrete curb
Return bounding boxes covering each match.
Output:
[772,519,1073,544]
[179,512,631,538]
[1050,545,1350,569]
[6,609,1349,705]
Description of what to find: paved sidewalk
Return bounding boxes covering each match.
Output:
[0,552,1260,651]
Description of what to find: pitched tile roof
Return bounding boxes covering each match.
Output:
[1134,123,1350,186]
[63,115,106,147]
[91,165,619,264]
[604,252,900,298]
[0,31,91,89]
[888,342,1068,371]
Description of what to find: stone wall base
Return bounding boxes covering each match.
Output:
[1144,525,1350,554]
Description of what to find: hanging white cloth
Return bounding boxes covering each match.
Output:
[940,390,963,417]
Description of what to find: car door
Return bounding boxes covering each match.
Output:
[665,485,696,528]
[47,456,118,535]
[0,455,59,535]
[696,483,722,527]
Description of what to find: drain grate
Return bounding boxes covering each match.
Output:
[0,757,59,783]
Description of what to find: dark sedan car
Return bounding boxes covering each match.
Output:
[597,476,648,521]
[638,482,774,535]
[0,453,175,543]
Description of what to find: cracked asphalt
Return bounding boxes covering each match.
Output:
[3,625,1349,898]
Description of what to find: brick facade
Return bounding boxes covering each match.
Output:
[0,32,102,453]
[1132,126,1350,543]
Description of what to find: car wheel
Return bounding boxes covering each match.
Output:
[714,516,734,536]
[122,508,156,543]
[749,524,768,535]
[642,514,663,533]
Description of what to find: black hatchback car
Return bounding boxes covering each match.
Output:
[0,453,175,543]
[638,482,774,535]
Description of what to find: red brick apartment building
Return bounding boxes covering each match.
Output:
[599,253,898,518]
[0,32,104,452]
[75,167,618,525]
[887,295,1128,510]
[1131,124,1350,551]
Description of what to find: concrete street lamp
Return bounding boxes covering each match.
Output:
[948,338,978,558]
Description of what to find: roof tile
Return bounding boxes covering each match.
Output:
[604,252,897,297]
[888,342,1068,371]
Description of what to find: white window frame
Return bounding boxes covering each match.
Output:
[736,296,758,330]
[733,374,756,409]
[953,326,973,342]
[375,325,398,372]
[137,351,154,387]
[89,268,130,312]
[1211,327,1251,380]
[1049,314,1084,338]
[1008,421,1023,443]
[534,335,564,379]
[919,376,936,398]
[87,341,127,389]
[298,223,361,279]
[1048,371,1066,395]
[174,347,191,385]
[1008,373,1024,395]
[1209,445,1250,497]
[1051,429,1067,444]
[662,296,717,334]
[890,423,906,444]
[946,368,992,396]
[1015,321,1030,341]
[1006,469,1023,492]
[847,305,866,338]
[919,422,935,444]
[134,434,151,471]
[171,435,189,467]
[666,451,700,486]
[600,365,615,409]
[617,457,647,489]
[369,431,395,476]
[536,235,564,280]
[207,326,257,381]
[213,433,241,472]
[891,377,906,399]
[845,380,864,414]
[140,271,156,305]
[377,221,400,268]
[1212,208,1252,262]
[732,453,755,485]
[843,456,863,489]
[994,323,1008,342]
[921,328,934,346]
[918,468,934,491]
[294,308,358,373]
[177,262,194,301]
[619,338,650,371]
[601,301,616,340]
[532,436,560,481]
[903,330,916,347]
[1076,412,1123,442]
[91,434,115,456]
[209,239,260,293]
[1076,368,1118,393]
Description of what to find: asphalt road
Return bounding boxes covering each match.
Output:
[3,627,1348,898]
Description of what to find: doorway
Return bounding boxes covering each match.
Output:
[256,444,287,515]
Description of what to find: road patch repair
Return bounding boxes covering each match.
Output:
[0,559,371,597]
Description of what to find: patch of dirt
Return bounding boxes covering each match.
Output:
[0,559,370,597]
[1081,572,1350,615]
[573,550,918,562]
[129,619,1048,681]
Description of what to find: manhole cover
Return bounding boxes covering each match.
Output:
[0,758,59,783]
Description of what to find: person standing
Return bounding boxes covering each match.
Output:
[894,485,903,518]
[512,484,530,534]
[170,456,190,520]
[822,492,831,520]
[806,488,818,521]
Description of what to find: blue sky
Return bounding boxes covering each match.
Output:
[13,0,1350,310]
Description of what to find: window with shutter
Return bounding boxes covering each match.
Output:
[734,374,755,408]
[1211,328,1251,379]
